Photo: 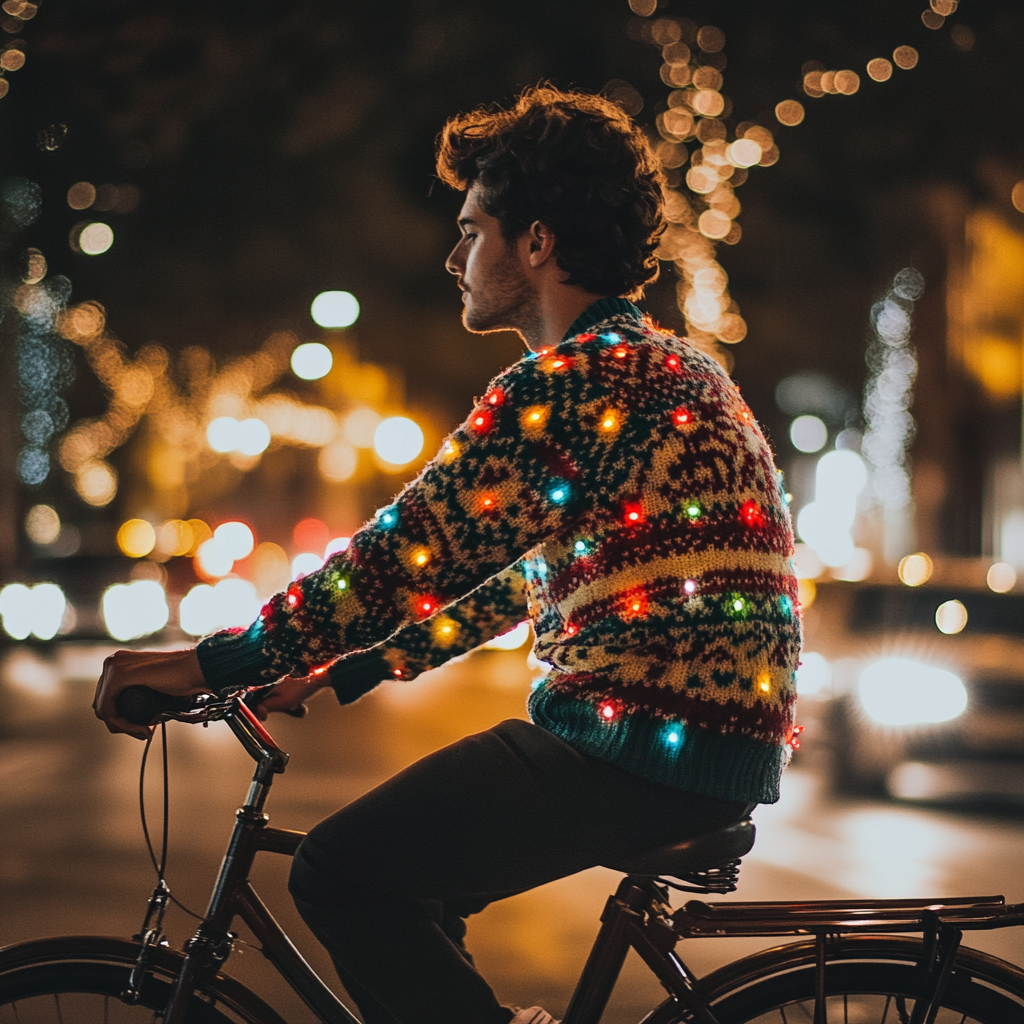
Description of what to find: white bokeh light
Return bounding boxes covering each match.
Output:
[292,553,323,579]
[311,291,360,328]
[207,417,240,453]
[0,582,67,641]
[102,580,169,642]
[179,578,261,637]
[291,342,334,380]
[374,416,424,465]
[196,538,234,578]
[79,222,114,255]
[790,414,827,453]
[236,418,271,456]
[214,522,255,561]
[795,651,831,695]
[858,658,967,726]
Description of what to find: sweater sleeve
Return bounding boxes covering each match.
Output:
[326,561,528,704]
[195,336,625,694]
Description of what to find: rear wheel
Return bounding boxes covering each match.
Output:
[0,938,285,1024]
[640,939,1024,1024]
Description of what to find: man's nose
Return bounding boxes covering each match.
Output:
[445,241,463,277]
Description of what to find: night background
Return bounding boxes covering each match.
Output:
[2,2,1024,1021]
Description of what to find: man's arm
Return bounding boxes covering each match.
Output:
[193,340,621,695]
[325,561,528,704]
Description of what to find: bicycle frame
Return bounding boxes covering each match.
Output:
[148,696,1024,1024]
[155,699,360,1024]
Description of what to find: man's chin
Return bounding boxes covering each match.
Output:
[462,307,512,335]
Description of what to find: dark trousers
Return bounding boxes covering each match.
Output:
[289,719,751,1024]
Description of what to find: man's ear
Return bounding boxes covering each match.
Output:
[526,220,557,267]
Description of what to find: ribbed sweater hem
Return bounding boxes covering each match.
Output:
[196,623,274,695]
[528,685,784,804]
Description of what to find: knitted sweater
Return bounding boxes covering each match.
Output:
[197,298,802,803]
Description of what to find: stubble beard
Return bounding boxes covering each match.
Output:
[462,246,541,339]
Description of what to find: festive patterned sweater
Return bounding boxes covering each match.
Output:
[197,298,802,803]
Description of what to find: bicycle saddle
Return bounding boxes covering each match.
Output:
[604,818,755,877]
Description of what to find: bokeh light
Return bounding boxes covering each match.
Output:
[0,582,67,641]
[214,521,255,560]
[1011,181,1024,214]
[154,519,195,559]
[292,553,323,579]
[374,416,424,465]
[324,536,351,558]
[867,58,893,82]
[78,223,114,255]
[319,440,358,483]
[898,552,934,587]
[117,518,157,558]
[294,517,330,554]
[102,580,168,641]
[310,291,360,328]
[25,504,60,545]
[237,418,272,456]
[726,138,761,167]
[248,542,291,597]
[893,45,919,69]
[179,578,261,636]
[987,562,1016,593]
[196,539,234,578]
[75,460,118,506]
[775,100,805,126]
[935,599,968,635]
[207,416,239,453]
[795,652,831,695]
[291,342,333,381]
[67,182,96,210]
[790,414,827,453]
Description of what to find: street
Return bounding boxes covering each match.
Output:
[2,642,1023,1023]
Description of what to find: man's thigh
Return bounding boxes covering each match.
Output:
[297,719,748,904]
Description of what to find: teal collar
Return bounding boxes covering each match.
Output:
[562,297,644,341]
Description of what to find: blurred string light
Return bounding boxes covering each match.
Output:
[626,0,964,373]
[71,221,114,256]
[310,290,360,329]
[5,197,77,490]
[102,580,168,641]
[116,518,157,558]
[194,520,255,579]
[861,268,925,561]
[0,582,67,641]
[795,651,831,696]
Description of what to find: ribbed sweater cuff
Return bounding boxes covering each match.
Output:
[196,624,276,695]
[328,650,393,705]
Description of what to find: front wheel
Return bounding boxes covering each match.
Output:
[0,937,286,1024]
[639,937,1024,1024]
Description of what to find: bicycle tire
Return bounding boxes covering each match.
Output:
[0,937,288,1024]
[640,936,1024,1024]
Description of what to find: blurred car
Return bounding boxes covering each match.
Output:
[800,563,1024,804]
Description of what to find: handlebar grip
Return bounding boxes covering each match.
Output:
[117,686,198,725]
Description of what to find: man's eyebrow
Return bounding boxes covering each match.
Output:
[457,216,477,228]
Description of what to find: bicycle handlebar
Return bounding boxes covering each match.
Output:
[117,686,202,724]
[116,684,309,726]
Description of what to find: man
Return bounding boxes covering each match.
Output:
[95,87,801,1024]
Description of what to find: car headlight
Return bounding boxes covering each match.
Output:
[857,657,967,726]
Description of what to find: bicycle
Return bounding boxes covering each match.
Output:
[1,686,1022,1024]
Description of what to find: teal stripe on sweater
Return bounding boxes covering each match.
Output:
[528,684,785,804]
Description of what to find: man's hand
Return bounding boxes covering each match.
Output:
[93,648,210,740]
[249,677,327,721]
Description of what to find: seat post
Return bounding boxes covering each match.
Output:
[563,878,653,1024]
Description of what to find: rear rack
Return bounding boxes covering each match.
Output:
[673,894,1024,937]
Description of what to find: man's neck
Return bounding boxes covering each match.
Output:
[518,288,608,352]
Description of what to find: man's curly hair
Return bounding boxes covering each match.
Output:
[436,86,666,299]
